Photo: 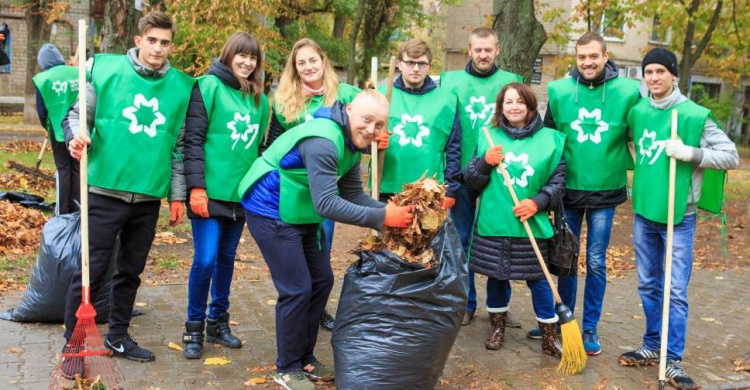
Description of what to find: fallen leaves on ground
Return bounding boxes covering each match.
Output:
[0,139,48,153]
[243,377,267,386]
[359,177,447,267]
[153,232,188,245]
[204,356,231,365]
[0,200,47,256]
[733,351,750,372]
[1,162,56,192]
[62,375,107,389]
[168,342,184,351]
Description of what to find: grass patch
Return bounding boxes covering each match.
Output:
[155,255,180,270]
[725,165,750,201]
[0,255,36,272]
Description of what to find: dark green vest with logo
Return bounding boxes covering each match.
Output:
[547,76,640,191]
[376,84,456,193]
[237,118,360,224]
[475,127,565,238]
[198,75,269,202]
[33,65,80,141]
[273,83,360,130]
[440,69,523,168]
[89,54,194,198]
[628,99,709,224]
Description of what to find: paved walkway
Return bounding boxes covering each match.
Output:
[1,269,748,389]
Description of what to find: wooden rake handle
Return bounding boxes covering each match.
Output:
[77,20,90,304]
[376,56,397,189]
[481,127,563,303]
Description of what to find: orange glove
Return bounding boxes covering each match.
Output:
[170,201,184,226]
[384,203,414,228]
[190,188,209,218]
[513,199,538,222]
[484,145,504,166]
[375,129,391,150]
[441,196,456,209]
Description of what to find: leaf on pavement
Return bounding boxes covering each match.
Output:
[244,377,267,386]
[204,357,231,365]
[168,342,184,351]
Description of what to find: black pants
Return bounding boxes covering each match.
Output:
[64,193,160,339]
[245,212,333,373]
[50,135,79,214]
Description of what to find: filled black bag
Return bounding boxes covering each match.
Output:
[0,212,114,323]
[332,220,468,390]
[548,196,579,277]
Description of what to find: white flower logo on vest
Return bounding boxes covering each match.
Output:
[51,80,68,95]
[465,96,494,128]
[227,112,259,150]
[570,108,609,144]
[638,129,666,165]
[122,94,166,137]
[499,152,535,187]
[304,113,314,122]
[393,114,430,147]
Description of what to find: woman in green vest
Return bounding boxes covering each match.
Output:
[181,32,269,359]
[466,82,567,357]
[265,38,359,331]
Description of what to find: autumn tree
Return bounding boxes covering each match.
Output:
[494,0,547,84]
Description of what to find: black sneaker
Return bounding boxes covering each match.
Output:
[666,359,700,390]
[618,347,659,366]
[319,309,335,332]
[105,334,155,362]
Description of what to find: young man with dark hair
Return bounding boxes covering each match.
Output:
[375,38,460,208]
[33,43,80,214]
[537,32,641,354]
[440,26,523,328]
[619,47,739,390]
[62,10,193,371]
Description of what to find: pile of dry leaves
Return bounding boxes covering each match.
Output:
[61,376,107,390]
[0,200,48,256]
[0,163,56,194]
[360,178,447,268]
[0,139,47,153]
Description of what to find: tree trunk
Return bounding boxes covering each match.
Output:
[493,0,547,84]
[346,0,366,84]
[332,12,347,39]
[678,0,723,93]
[23,0,52,124]
[99,0,141,54]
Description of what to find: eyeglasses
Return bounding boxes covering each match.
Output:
[401,60,430,69]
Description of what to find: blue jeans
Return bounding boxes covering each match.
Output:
[558,207,615,332]
[633,213,696,360]
[187,217,245,322]
[486,278,557,322]
[321,219,334,256]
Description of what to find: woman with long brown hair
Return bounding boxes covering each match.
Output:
[181,32,269,359]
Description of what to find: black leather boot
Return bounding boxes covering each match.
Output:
[182,320,204,359]
[206,312,242,348]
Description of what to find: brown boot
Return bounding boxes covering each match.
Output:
[484,312,507,350]
[539,322,562,358]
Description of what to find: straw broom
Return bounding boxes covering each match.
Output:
[481,127,587,375]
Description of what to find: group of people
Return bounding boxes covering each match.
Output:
[31,9,739,390]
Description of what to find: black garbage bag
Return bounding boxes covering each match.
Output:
[0,191,54,211]
[332,220,469,390]
[0,212,114,323]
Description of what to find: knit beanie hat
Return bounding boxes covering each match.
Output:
[642,48,678,77]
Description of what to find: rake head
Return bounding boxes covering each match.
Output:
[49,302,121,389]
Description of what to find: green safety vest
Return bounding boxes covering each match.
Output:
[440,69,523,168]
[32,65,80,142]
[198,75,269,202]
[628,99,709,224]
[273,83,360,130]
[237,118,360,224]
[375,84,457,193]
[547,77,640,190]
[475,126,565,239]
[89,54,195,198]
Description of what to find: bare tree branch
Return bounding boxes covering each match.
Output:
[691,0,723,65]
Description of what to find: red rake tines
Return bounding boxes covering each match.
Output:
[49,297,121,389]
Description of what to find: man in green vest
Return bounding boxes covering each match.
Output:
[618,48,739,390]
[376,38,460,206]
[239,89,414,390]
[62,11,194,373]
[539,32,641,354]
[440,26,524,327]
[33,43,80,215]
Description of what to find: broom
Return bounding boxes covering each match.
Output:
[49,20,119,389]
[658,109,679,390]
[481,127,587,375]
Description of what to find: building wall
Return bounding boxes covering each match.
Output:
[0,0,90,98]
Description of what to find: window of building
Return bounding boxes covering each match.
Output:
[650,16,667,43]
[0,23,10,73]
[599,9,626,40]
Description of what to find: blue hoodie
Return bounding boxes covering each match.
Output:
[37,43,65,71]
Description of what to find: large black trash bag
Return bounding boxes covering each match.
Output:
[0,212,115,323]
[332,220,469,390]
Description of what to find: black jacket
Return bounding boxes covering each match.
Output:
[184,59,249,221]
[465,113,566,281]
[543,60,627,209]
